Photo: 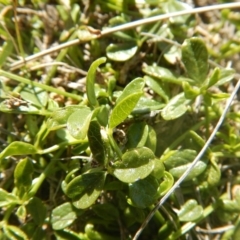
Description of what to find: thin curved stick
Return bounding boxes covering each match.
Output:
[133,78,240,240]
[9,2,240,70]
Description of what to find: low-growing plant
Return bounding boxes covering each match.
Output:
[1,1,240,239]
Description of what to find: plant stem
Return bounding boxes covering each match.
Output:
[0,70,82,101]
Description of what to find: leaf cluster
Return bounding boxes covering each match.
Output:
[0,0,240,240]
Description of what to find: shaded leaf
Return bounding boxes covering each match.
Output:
[27,197,47,225]
[66,171,106,209]
[126,122,148,149]
[92,203,119,221]
[129,175,159,208]
[88,120,106,166]
[14,158,33,189]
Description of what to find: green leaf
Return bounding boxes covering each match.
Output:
[182,38,209,85]
[163,0,191,24]
[54,229,83,240]
[0,40,13,67]
[47,105,85,130]
[182,81,200,99]
[143,65,179,84]
[67,107,92,139]
[109,78,144,128]
[88,120,106,166]
[106,43,138,61]
[132,97,164,114]
[207,158,221,186]
[126,122,149,149]
[145,126,157,153]
[92,203,119,221]
[207,67,220,88]
[178,199,203,222]
[158,171,174,196]
[86,57,106,107]
[16,205,27,223]
[144,75,169,102]
[112,147,155,183]
[26,197,47,225]
[0,188,19,207]
[4,225,28,240]
[14,158,33,189]
[66,171,106,209]
[164,149,207,181]
[129,175,159,208]
[161,92,191,120]
[0,142,38,161]
[21,87,48,108]
[116,78,144,105]
[216,68,235,86]
[51,202,78,230]
[151,159,165,180]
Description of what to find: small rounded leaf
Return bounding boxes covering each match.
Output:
[51,202,78,230]
[162,92,190,120]
[66,171,106,209]
[178,199,203,222]
[113,147,155,183]
[67,108,92,139]
[182,38,209,85]
[14,158,34,189]
[107,43,138,62]
[129,175,159,208]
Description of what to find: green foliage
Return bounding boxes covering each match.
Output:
[0,0,240,239]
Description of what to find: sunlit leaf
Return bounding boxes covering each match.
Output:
[161,92,191,120]
[164,149,207,181]
[109,78,144,128]
[158,171,174,196]
[67,107,92,139]
[0,142,38,161]
[107,43,138,61]
[51,202,78,230]
[113,147,155,183]
[86,57,106,107]
[182,38,209,85]
[178,199,203,222]
[0,189,19,207]
[0,40,13,67]
[47,105,85,130]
